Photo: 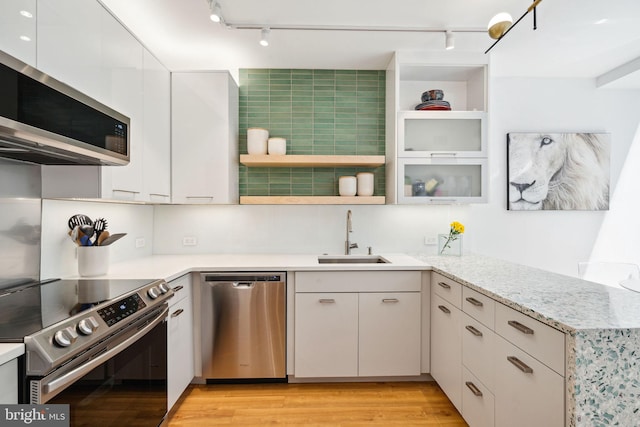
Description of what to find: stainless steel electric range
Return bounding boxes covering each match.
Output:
[0,277,174,427]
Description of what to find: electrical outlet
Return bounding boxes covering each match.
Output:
[182,236,197,246]
[424,236,437,245]
[135,237,145,248]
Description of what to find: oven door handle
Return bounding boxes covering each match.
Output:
[41,306,168,398]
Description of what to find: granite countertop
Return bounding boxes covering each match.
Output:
[419,254,640,333]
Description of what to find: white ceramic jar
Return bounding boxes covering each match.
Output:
[247,127,268,154]
[356,172,374,196]
[268,137,286,155]
[338,176,357,196]
[77,246,110,277]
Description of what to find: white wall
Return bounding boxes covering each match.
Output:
[40,200,154,279]
[153,76,640,279]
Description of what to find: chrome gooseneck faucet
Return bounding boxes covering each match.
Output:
[345,209,358,255]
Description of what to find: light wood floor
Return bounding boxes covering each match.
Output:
[168,382,468,426]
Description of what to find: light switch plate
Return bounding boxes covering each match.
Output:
[135,237,145,248]
[424,236,437,245]
[183,236,197,246]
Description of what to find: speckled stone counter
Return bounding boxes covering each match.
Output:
[418,254,640,427]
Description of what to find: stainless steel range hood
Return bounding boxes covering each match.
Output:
[0,50,130,166]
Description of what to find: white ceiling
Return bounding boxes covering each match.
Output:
[99,0,640,88]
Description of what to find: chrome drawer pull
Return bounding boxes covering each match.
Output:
[507,356,534,374]
[319,299,336,304]
[465,297,483,307]
[382,298,399,303]
[173,285,184,292]
[171,308,184,318]
[465,381,483,397]
[438,305,451,314]
[465,325,483,337]
[437,282,451,289]
[508,320,535,335]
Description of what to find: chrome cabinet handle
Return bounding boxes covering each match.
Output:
[437,282,451,289]
[465,381,483,397]
[382,298,399,303]
[431,152,458,157]
[149,193,170,197]
[507,356,534,374]
[186,196,214,199]
[171,308,184,318]
[508,320,535,335]
[319,299,336,304]
[465,325,483,337]
[465,297,483,307]
[173,285,184,292]
[438,305,451,314]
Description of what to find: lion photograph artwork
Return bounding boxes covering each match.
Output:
[507,132,610,211]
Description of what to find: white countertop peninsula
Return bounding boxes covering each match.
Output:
[71,252,640,426]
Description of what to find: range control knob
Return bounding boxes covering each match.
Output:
[147,287,160,299]
[77,316,100,335]
[158,283,170,294]
[54,327,78,347]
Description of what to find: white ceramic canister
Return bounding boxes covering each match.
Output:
[268,137,286,155]
[247,127,269,154]
[77,246,110,277]
[356,172,374,196]
[339,176,357,196]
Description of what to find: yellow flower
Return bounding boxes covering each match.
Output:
[440,221,465,255]
[451,221,465,234]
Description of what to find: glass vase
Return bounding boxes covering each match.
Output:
[438,234,462,256]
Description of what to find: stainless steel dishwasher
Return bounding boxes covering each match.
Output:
[199,272,286,381]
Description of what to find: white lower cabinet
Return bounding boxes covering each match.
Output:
[494,335,564,427]
[167,274,194,411]
[294,271,422,378]
[462,367,495,427]
[294,292,359,378]
[430,292,462,411]
[0,358,18,404]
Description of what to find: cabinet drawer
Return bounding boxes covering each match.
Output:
[295,271,421,293]
[462,287,495,329]
[494,335,564,427]
[495,303,565,376]
[462,313,495,391]
[462,367,495,427]
[169,274,192,305]
[432,272,462,308]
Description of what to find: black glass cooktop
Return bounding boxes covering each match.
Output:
[0,278,158,342]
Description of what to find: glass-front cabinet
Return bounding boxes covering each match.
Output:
[398,111,487,157]
[398,158,487,204]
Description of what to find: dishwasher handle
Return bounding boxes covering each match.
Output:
[232,282,254,289]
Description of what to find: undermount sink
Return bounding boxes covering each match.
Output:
[317,255,390,264]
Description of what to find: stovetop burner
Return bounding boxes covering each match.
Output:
[0,278,161,342]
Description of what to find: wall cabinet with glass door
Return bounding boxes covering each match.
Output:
[386,51,488,204]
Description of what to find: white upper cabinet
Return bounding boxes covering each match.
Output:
[0,0,37,66]
[171,71,239,204]
[38,0,170,202]
[386,51,489,205]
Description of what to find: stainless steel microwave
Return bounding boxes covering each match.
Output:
[0,50,129,165]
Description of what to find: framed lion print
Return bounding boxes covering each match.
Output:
[507,132,610,211]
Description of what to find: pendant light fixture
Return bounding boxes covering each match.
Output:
[485,0,543,54]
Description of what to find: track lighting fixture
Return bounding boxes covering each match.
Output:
[445,31,454,50]
[209,0,222,23]
[485,0,543,54]
[259,27,270,47]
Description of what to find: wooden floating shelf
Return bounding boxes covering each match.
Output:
[240,154,385,168]
[240,196,386,205]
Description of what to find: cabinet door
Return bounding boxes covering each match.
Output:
[462,313,495,391]
[398,111,487,157]
[142,50,171,202]
[431,293,462,412]
[494,335,564,427]
[359,292,421,376]
[167,280,194,411]
[399,158,487,204]
[294,293,358,377]
[462,367,495,427]
[0,359,18,404]
[0,0,37,66]
[172,72,238,204]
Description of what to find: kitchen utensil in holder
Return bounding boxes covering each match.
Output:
[77,246,110,277]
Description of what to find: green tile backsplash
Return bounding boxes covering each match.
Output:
[239,69,385,197]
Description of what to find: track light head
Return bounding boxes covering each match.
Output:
[209,0,222,23]
[260,27,270,47]
[445,31,454,50]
